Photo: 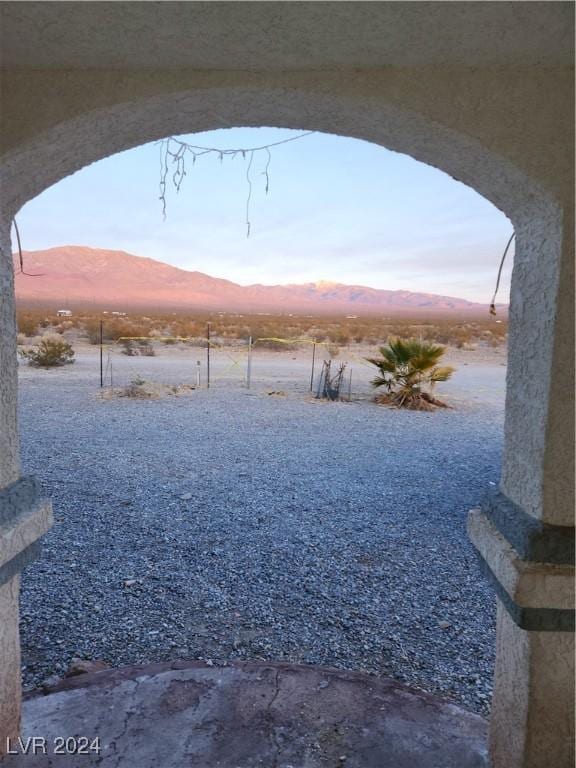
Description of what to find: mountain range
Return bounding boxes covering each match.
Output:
[14,246,497,316]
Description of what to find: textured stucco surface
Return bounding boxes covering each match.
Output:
[1,67,573,216]
[0,501,52,572]
[502,208,575,525]
[468,510,574,610]
[540,204,575,525]
[0,222,26,749]
[490,601,575,768]
[0,576,21,756]
[0,224,19,488]
[1,2,572,70]
[0,3,574,766]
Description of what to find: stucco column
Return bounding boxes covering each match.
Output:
[0,220,20,489]
[469,201,575,768]
[0,221,52,755]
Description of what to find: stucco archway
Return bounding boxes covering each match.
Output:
[0,85,565,511]
[0,70,573,768]
[0,84,551,220]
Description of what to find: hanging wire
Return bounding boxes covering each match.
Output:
[489,232,515,315]
[262,147,272,194]
[157,131,315,236]
[162,131,314,156]
[12,219,45,277]
[245,151,254,239]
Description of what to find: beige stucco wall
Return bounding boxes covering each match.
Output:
[0,222,20,488]
[490,601,575,768]
[0,576,21,747]
[1,66,573,213]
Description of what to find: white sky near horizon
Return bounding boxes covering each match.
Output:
[17,127,514,303]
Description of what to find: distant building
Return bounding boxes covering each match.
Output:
[56,309,72,317]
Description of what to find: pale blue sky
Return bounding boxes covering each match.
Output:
[17,127,513,303]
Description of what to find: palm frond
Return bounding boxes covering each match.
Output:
[387,338,415,366]
[365,356,396,374]
[428,365,455,383]
[370,375,393,390]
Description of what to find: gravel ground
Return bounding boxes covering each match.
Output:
[17,346,505,715]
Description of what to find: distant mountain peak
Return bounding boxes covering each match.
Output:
[14,245,498,316]
[315,279,340,289]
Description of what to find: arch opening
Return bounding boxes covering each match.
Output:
[3,83,560,523]
[12,125,513,719]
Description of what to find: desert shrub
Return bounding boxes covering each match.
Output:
[20,337,75,368]
[173,320,204,338]
[121,376,155,399]
[113,377,194,400]
[84,321,101,345]
[184,336,208,348]
[85,319,143,344]
[17,314,39,337]
[426,326,472,347]
[325,343,340,358]
[119,339,155,355]
[121,339,137,356]
[328,330,350,345]
[83,319,126,344]
[107,321,137,341]
[256,338,298,351]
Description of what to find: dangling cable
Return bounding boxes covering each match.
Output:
[490,232,515,315]
[12,219,45,277]
[157,132,314,234]
[245,151,254,239]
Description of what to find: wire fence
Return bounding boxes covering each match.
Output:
[96,321,374,398]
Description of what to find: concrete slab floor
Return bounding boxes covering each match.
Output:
[4,661,488,767]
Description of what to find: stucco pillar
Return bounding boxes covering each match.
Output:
[0,222,20,489]
[0,222,52,755]
[469,202,575,768]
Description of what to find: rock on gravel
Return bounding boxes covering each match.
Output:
[64,658,110,677]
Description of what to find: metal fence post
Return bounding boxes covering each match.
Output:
[206,322,211,389]
[99,320,103,388]
[310,341,316,392]
[247,336,252,389]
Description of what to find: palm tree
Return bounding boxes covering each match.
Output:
[366,338,455,410]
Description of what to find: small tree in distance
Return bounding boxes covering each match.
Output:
[366,338,454,410]
[20,337,75,368]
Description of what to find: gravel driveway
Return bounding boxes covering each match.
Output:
[17,347,504,715]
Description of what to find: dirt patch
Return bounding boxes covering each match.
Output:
[98,380,195,400]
